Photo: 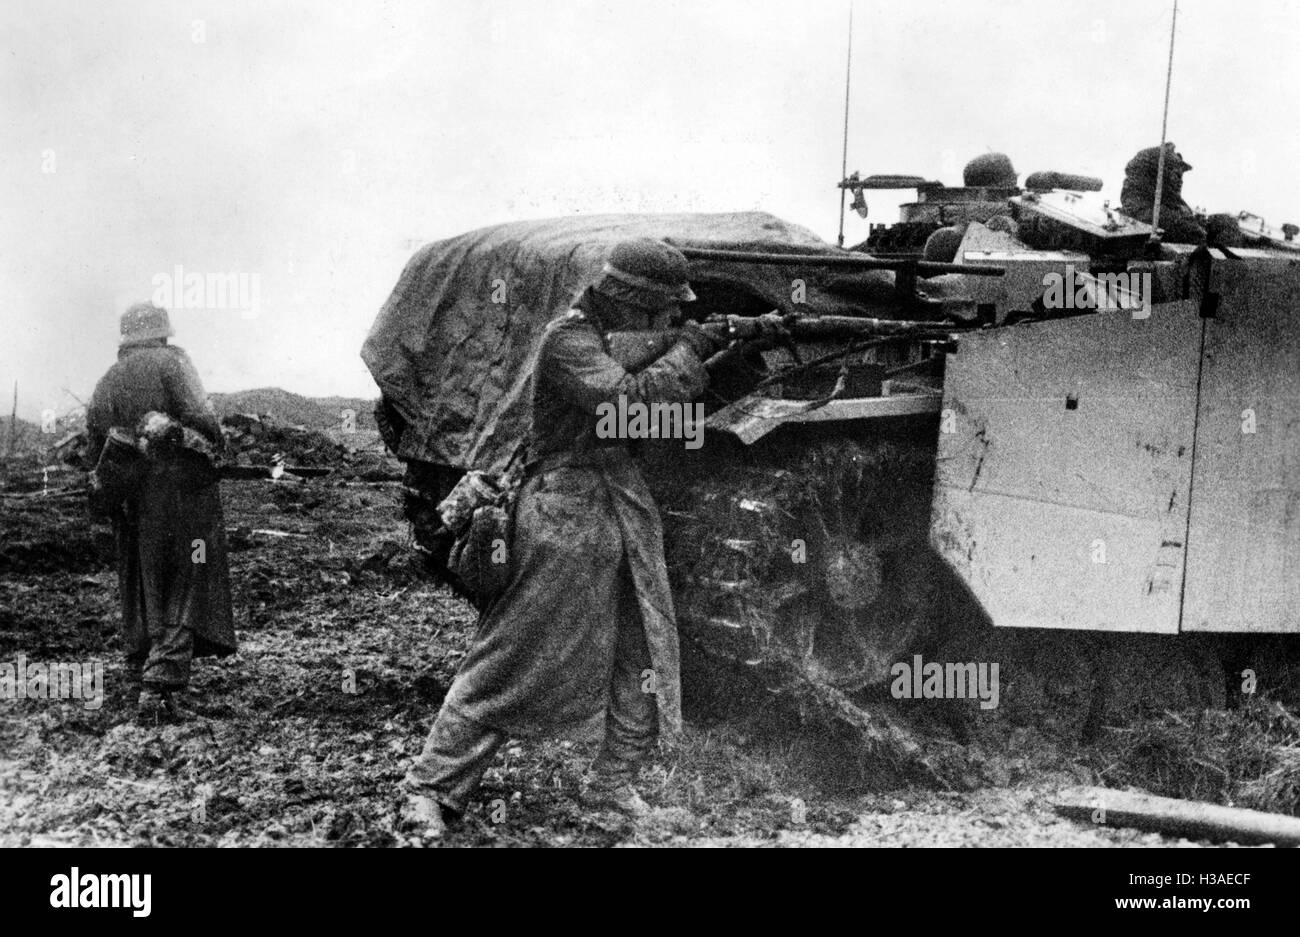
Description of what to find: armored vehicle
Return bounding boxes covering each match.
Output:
[363,165,1300,759]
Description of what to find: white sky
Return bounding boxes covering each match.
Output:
[3,0,1298,421]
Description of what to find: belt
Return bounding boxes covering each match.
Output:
[524,446,631,477]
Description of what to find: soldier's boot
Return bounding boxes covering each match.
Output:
[579,781,649,815]
[136,687,195,726]
[400,792,458,842]
[577,757,650,814]
[122,666,144,713]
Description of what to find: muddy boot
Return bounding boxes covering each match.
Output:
[136,687,194,726]
[401,792,457,842]
[577,762,649,815]
[122,668,144,714]
[578,779,649,815]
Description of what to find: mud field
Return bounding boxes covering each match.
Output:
[2,473,1296,848]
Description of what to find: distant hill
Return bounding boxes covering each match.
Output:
[0,416,42,455]
[209,388,378,431]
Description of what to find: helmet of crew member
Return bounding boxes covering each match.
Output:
[963,152,1018,188]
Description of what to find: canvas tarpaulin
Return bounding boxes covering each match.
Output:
[360,211,858,473]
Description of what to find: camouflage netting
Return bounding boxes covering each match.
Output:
[361,212,874,475]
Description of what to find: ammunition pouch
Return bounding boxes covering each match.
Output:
[89,427,145,515]
[439,469,517,603]
[448,503,513,602]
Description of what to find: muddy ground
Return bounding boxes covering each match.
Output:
[0,473,1290,847]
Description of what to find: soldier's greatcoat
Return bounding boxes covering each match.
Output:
[87,343,236,686]
[437,306,708,741]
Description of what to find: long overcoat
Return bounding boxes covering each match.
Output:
[87,344,237,666]
[438,308,708,740]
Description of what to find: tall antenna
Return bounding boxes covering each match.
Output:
[836,1,854,247]
[1149,0,1179,242]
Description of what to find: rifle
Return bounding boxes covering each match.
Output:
[695,311,971,371]
[603,311,972,378]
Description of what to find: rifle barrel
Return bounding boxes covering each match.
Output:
[787,315,964,336]
[705,314,969,340]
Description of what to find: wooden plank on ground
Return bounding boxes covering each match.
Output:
[1054,785,1300,846]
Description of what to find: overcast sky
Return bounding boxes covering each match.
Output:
[3,0,1298,421]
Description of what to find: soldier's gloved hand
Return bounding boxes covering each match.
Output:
[722,312,789,341]
[748,311,789,339]
[679,320,727,360]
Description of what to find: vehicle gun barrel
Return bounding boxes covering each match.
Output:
[676,246,1004,278]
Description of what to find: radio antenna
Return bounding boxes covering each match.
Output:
[1149,0,1179,243]
[836,1,854,247]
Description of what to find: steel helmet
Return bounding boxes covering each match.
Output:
[120,302,174,346]
[596,238,697,308]
[963,153,1018,188]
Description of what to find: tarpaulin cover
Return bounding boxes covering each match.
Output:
[361,211,855,473]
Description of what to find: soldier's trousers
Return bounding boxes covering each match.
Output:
[405,599,659,814]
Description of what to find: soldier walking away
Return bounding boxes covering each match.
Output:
[86,302,237,724]
[402,239,723,839]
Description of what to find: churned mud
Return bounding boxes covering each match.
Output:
[1,472,1294,847]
